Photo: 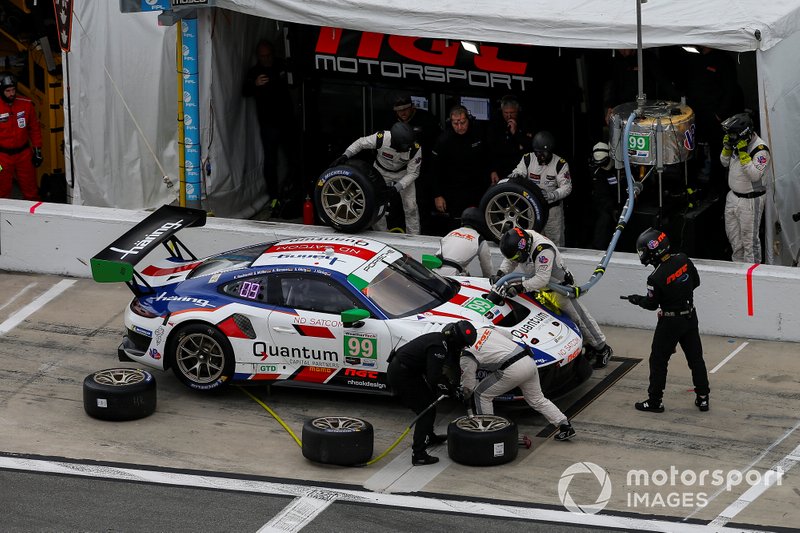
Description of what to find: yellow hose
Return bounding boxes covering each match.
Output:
[237,386,302,448]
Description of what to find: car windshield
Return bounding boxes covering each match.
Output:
[363,253,455,318]
[187,243,271,278]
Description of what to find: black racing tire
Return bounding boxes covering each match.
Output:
[479,177,549,242]
[302,416,374,466]
[83,368,157,421]
[447,414,518,466]
[167,323,235,392]
[314,159,388,233]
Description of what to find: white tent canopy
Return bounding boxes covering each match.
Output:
[215,0,800,52]
[68,1,800,263]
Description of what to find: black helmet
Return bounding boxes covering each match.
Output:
[460,207,484,231]
[499,226,531,261]
[635,227,670,266]
[443,320,477,348]
[721,112,754,144]
[532,131,555,165]
[390,122,415,152]
[0,72,16,103]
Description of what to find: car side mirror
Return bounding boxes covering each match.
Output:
[341,308,370,328]
[421,254,442,270]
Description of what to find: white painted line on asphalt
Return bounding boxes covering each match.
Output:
[709,341,749,373]
[363,404,458,494]
[0,279,76,336]
[684,418,800,521]
[709,442,799,528]
[0,282,37,312]
[0,455,762,533]
[257,491,338,532]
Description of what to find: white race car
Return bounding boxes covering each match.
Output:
[91,206,590,396]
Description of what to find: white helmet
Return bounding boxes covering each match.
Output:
[590,142,614,171]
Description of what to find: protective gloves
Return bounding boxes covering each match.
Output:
[721,134,733,157]
[488,270,505,285]
[393,182,404,193]
[626,294,644,306]
[32,147,44,168]
[436,380,453,397]
[736,139,751,165]
[505,283,524,298]
[543,190,557,203]
[329,154,348,168]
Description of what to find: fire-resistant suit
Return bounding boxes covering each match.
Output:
[0,94,41,200]
[434,226,493,277]
[720,133,770,263]
[626,252,710,403]
[509,153,572,246]
[344,130,421,235]
[460,326,567,425]
[496,229,607,351]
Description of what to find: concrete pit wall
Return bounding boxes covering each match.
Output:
[2,199,799,342]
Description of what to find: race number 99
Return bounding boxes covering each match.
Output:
[345,335,377,359]
[628,133,650,152]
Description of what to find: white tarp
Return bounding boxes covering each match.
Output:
[67,0,800,262]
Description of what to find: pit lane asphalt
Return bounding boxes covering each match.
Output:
[1,272,798,532]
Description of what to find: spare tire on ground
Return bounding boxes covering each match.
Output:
[447,414,518,466]
[478,177,549,242]
[83,368,157,421]
[302,416,374,466]
[314,159,390,233]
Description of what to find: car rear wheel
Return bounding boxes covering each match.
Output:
[447,414,518,466]
[314,159,387,233]
[302,416,374,466]
[168,323,235,392]
[83,368,157,421]
[479,177,549,242]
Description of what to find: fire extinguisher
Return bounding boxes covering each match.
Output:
[303,195,314,225]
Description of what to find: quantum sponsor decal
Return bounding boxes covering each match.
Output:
[252,342,339,368]
[109,220,186,260]
[511,312,550,339]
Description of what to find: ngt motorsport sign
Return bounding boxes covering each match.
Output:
[301,26,534,92]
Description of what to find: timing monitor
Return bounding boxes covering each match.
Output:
[460,96,490,121]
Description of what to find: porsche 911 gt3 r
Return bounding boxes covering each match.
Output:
[91,205,591,396]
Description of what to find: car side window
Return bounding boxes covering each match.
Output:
[281,275,359,314]
[220,275,268,302]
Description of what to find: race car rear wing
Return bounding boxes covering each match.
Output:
[90,205,207,295]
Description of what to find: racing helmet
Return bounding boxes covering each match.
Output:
[532,131,556,165]
[389,122,415,152]
[721,112,754,145]
[499,226,531,262]
[635,227,670,266]
[0,72,16,103]
[443,320,477,348]
[459,207,484,231]
[590,141,614,171]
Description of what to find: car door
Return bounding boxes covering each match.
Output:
[267,272,391,390]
